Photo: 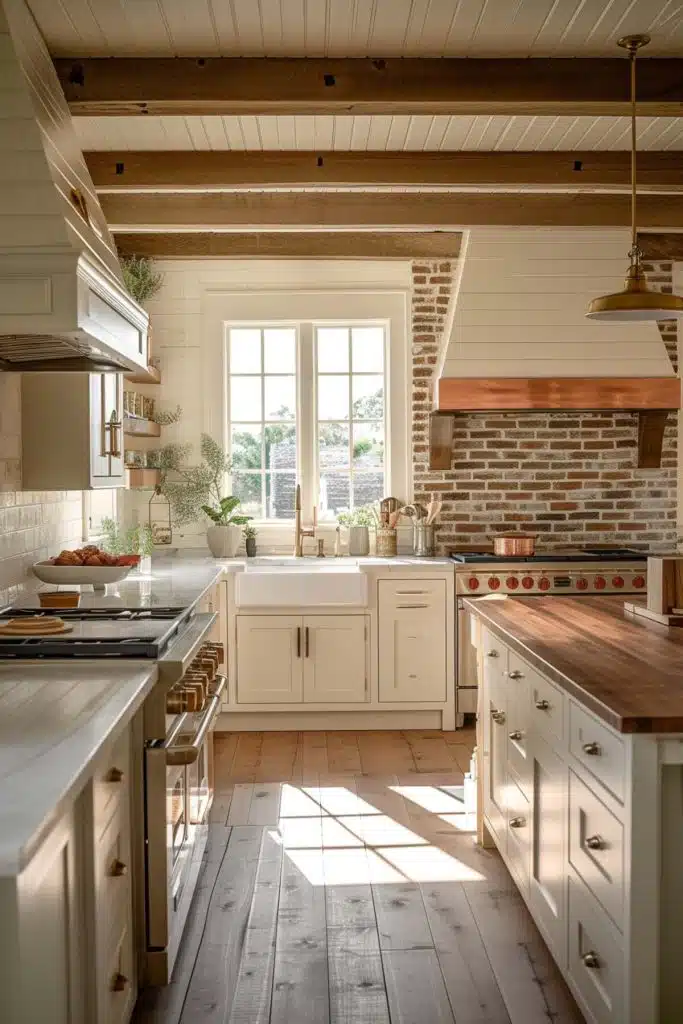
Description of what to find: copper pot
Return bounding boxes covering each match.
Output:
[489,533,537,557]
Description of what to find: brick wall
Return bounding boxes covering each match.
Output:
[411,260,678,554]
[0,374,83,605]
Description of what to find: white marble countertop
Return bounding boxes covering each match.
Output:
[0,660,157,878]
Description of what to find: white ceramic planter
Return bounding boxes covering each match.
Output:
[206,524,240,558]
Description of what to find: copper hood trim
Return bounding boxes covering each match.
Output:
[435,376,681,413]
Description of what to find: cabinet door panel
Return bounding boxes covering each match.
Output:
[236,616,302,704]
[483,668,508,846]
[378,582,446,702]
[303,616,367,703]
[90,373,110,480]
[529,732,567,965]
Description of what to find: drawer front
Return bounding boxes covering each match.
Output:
[569,771,624,931]
[506,777,531,897]
[516,655,565,748]
[380,579,446,606]
[569,702,625,804]
[567,870,624,1024]
[506,671,531,800]
[93,728,130,838]
[102,919,136,1024]
[96,804,132,941]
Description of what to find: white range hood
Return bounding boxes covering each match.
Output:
[0,0,148,372]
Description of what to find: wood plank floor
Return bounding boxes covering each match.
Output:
[134,729,584,1024]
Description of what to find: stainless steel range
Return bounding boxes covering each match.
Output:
[452,547,648,720]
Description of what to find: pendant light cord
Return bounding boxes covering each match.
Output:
[629,42,639,260]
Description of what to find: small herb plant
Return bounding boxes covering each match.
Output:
[101,518,154,556]
[337,505,376,528]
[120,255,164,307]
[243,524,257,539]
[152,404,182,427]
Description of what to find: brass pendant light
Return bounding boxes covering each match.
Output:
[586,34,683,321]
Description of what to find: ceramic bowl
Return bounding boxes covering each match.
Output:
[32,561,133,589]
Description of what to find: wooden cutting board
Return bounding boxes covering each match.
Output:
[0,616,73,636]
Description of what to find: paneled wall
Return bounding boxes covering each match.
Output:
[0,374,83,604]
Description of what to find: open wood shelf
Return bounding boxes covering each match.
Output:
[126,468,160,489]
[125,365,161,385]
[123,416,161,438]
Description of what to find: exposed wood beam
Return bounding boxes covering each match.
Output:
[436,377,681,413]
[56,56,683,117]
[99,191,683,231]
[86,151,683,193]
[639,232,683,261]
[113,231,462,259]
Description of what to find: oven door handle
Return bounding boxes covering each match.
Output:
[164,673,227,766]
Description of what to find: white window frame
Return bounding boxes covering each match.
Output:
[203,287,410,541]
[225,318,390,524]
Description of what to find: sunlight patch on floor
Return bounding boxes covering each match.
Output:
[390,785,465,815]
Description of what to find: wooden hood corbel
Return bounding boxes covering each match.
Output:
[429,376,681,470]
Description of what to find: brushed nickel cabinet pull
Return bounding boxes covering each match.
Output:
[535,699,550,711]
[491,709,506,724]
[106,767,124,783]
[585,835,605,851]
[305,625,310,658]
[486,650,499,658]
[396,603,429,609]
[509,816,526,829]
[110,859,128,877]
[582,951,600,969]
[508,670,524,679]
[582,741,601,756]
[296,626,301,658]
[508,730,523,741]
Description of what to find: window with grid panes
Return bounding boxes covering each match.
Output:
[226,323,386,522]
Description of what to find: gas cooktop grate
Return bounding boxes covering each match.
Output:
[0,607,187,621]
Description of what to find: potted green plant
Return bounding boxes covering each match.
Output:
[337,505,375,556]
[158,434,251,558]
[244,524,257,558]
[101,518,154,574]
[120,255,164,307]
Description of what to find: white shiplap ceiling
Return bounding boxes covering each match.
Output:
[73,113,683,152]
[26,0,683,57]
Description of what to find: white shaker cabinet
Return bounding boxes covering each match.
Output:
[528,732,567,964]
[236,614,368,705]
[236,616,303,704]
[378,579,447,702]
[22,371,125,489]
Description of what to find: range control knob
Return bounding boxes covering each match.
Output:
[467,576,480,591]
[166,687,187,715]
[506,576,519,590]
[576,577,588,591]
[612,575,625,589]
[488,576,501,590]
[594,575,606,590]
[521,575,534,590]
[538,577,551,592]
[633,575,646,589]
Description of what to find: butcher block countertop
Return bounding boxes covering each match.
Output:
[464,594,683,734]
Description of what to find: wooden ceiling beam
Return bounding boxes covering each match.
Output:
[56,56,683,117]
[86,150,683,192]
[99,191,683,231]
[113,231,462,259]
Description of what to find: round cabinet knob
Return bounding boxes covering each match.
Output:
[508,670,524,680]
[582,741,601,756]
[111,973,128,992]
[538,577,551,592]
[106,767,124,784]
[581,951,600,970]
[491,709,506,725]
[110,859,128,877]
[594,575,606,590]
[506,576,519,590]
[467,576,480,591]
[535,699,550,711]
[633,575,645,589]
[486,649,499,658]
[612,575,624,589]
[521,575,534,590]
[576,577,588,591]
[166,689,187,715]
[509,816,526,829]
[509,730,523,741]
[585,835,605,851]
[488,576,501,590]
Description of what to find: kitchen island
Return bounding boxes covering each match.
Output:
[466,593,683,1024]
